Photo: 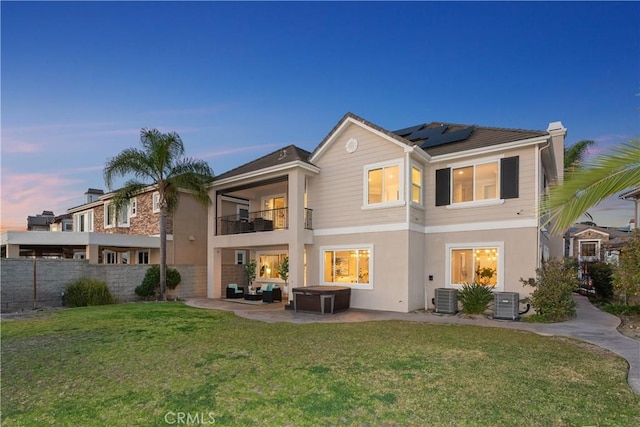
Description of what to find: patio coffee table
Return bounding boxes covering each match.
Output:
[244,293,262,301]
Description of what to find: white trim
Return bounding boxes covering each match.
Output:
[431,135,549,163]
[314,218,538,237]
[445,241,505,291]
[446,199,505,210]
[211,160,320,189]
[235,250,246,265]
[152,192,161,213]
[319,244,373,290]
[310,116,409,162]
[130,198,137,218]
[575,228,609,237]
[426,219,537,234]
[410,162,424,206]
[449,159,500,205]
[363,158,404,209]
[446,154,504,169]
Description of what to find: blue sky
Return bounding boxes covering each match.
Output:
[2,1,638,231]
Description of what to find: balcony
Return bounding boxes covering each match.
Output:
[216,207,313,236]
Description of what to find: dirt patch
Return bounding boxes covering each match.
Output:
[617,314,640,341]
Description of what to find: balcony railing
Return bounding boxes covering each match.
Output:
[216,207,313,236]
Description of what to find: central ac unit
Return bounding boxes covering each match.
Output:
[434,288,458,314]
[493,292,520,320]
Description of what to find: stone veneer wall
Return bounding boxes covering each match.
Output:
[0,259,206,312]
[91,191,174,235]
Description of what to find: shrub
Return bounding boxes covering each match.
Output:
[65,278,115,307]
[458,283,494,314]
[603,303,640,316]
[521,258,578,322]
[587,262,613,302]
[135,265,182,298]
[613,229,640,305]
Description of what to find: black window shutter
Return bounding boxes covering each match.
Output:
[500,156,519,199]
[435,168,451,206]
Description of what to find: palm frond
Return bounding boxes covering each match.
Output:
[544,140,640,234]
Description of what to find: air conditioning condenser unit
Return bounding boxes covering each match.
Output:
[434,288,458,314]
[494,292,520,320]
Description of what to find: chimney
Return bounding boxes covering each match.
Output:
[85,188,104,203]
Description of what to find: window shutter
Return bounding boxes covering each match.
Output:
[435,168,451,206]
[500,156,519,199]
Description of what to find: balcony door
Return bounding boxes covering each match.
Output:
[261,195,286,229]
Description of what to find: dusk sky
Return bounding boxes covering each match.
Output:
[2,1,638,231]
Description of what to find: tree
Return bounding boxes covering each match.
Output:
[543,140,640,235]
[613,229,640,305]
[104,129,213,300]
[564,139,595,170]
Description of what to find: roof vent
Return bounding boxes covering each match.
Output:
[277,149,288,160]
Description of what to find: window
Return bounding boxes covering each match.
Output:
[64,222,73,232]
[118,204,129,226]
[580,241,598,257]
[237,205,249,221]
[104,250,117,264]
[235,250,246,265]
[257,252,287,280]
[153,192,161,213]
[137,250,149,264]
[364,160,403,208]
[447,243,504,290]
[130,198,137,217]
[411,165,423,205]
[321,245,372,289]
[74,211,93,232]
[436,157,519,207]
[452,162,498,203]
[105,203,116,228]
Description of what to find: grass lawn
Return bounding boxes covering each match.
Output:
[2,303,639,426]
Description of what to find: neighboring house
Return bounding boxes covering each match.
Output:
[2,187,208,264]
[620,187,640,229]
[26,210,56,231]
[207,112,566,313]
[564,223,631,268]
[50,214,74,232]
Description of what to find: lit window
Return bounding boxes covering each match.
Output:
[322,246,372,289]
[448,244,502,289]
[411,165,423,204]
[452,162,498,203]
[258,253,287,279]
[364,160,403,208]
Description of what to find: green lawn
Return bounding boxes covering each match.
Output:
[2,303,639,426]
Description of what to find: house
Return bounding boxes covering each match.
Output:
[207,112,566,313]
[2,186,208,264]
[564,222,631,268]
[620,187,640,229]
[26,210,56,231]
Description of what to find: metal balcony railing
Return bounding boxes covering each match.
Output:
[216,207,313,236]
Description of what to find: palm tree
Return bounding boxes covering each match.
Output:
[544,140,640,235]
[104,128,214,300]
[564,139,595,170]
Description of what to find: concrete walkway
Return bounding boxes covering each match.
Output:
[186,295,640,393]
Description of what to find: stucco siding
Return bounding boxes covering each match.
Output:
[172,193,209,265]
[309,124,407,231]
[307,230,410,312]
[424,227,539,309]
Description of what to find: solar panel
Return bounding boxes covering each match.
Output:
[392,124,424,138]
[406,125,448,142]
[420,126,475,149]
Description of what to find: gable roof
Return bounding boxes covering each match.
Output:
[213,144,314,182]
[392,122,548,156]
[310,112,415,162]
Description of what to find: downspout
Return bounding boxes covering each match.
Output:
[537,140,552,265]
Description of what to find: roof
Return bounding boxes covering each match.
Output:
[566,223,631,240]
[620,187,640,200]
[392,122,548,156]
[213,144,314,181]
